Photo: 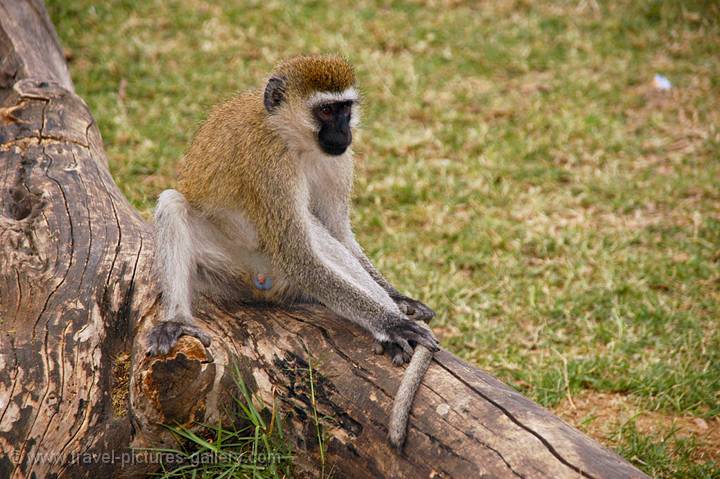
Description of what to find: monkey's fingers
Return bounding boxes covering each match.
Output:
[374,340,411,365]
[412,331,440,352]
[387,342,409,366]
[394,295,436,323]
[401,321,440,352]
[398,301,415,316]
[386,326,414,354]
[411,302,436,323]
[393,337,414,359]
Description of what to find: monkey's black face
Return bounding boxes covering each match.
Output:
[314,101,353,156]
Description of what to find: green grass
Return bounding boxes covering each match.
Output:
[146,367,293,478]
[46,0,720,476]
[307,359,333,479]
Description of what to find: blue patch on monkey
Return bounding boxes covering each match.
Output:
[253,274,273,290]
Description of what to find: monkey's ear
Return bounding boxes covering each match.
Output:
[264,76,286,113]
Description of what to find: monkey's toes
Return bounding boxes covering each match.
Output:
[186,324,212,347]
[146,320,211,356]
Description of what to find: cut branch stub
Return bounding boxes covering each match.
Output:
[132,336,216,429]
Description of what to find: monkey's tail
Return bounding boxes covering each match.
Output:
[388,342,434,450]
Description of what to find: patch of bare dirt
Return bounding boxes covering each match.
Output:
[554,391,720,463]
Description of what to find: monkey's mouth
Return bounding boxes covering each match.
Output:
[319,142,349,156]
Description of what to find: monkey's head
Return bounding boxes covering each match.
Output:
[264,55,359,157]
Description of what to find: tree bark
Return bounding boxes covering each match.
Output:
[0,1,649,478]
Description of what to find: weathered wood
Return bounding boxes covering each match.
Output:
[0,1,650,478]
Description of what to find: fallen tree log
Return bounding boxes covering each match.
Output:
[0,1,650,478]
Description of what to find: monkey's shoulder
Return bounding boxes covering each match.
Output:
[199,91,264,136]
[178,90,289,208]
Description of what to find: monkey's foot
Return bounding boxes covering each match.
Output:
[392,294,436,323]
[146,320,212,356]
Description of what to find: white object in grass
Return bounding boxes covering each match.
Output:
[653,74,672,91]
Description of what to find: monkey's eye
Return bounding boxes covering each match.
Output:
[319,105,333,118]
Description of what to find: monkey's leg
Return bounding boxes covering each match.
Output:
[147,189,211,356]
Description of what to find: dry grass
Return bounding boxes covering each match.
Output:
[111,352,130,418]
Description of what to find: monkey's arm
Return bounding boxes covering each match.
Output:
[307,169,434,321]
[341,227,436,323]
[260,189,438,353]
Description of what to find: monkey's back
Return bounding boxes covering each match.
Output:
[177,89,287,214]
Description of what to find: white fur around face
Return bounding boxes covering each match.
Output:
[269,93,361,156]
[267,101,319,153]
[307,88,362,129]
[306,87,359,108]
[349,102,361,128]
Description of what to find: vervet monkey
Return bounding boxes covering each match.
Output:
[150,55,438,449]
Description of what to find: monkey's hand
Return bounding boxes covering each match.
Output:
[391,293,436,323]
[146,318,212,356]
[373,315,439,366]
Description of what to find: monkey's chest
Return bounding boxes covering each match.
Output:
[303,155,352,204]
